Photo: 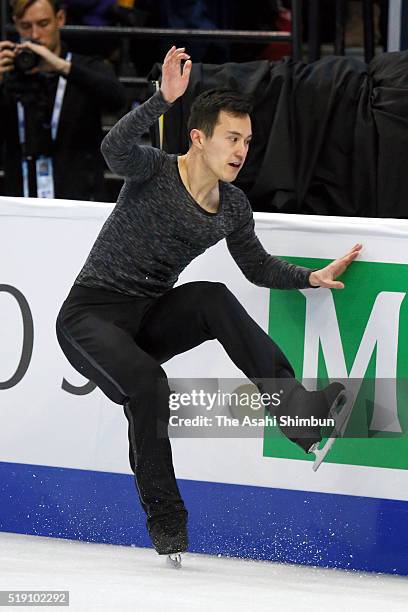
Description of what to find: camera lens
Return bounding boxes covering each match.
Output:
[14,48,40,73]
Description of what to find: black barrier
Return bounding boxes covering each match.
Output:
[57,25,293,44]
[56,25,295,78]
[334,0,347,56]
[362,0,375,62]
[308,0,321,62]
[308,0,377,63]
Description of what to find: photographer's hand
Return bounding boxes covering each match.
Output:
[160,45,192,104]
[0,41,16,83]
[16,41,71,76]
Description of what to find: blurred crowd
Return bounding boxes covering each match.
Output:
[0,0,393,209]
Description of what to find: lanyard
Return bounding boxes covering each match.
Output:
[17,52,72,197]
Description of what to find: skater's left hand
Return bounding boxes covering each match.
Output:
[309,243,363,289]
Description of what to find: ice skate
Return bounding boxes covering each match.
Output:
[148,513,188,567]
[166,553,183,569]
[277,382,352,470]
[308,389,354,471]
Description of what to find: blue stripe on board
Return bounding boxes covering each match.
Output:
[0,461,407,575]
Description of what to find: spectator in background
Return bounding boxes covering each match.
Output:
[0,0,126,201]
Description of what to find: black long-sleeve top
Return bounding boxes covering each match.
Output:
[75,90,314,297]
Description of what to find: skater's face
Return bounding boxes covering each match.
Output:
[192,111,252,182]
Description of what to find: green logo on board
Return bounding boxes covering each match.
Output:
[264,257,408,470]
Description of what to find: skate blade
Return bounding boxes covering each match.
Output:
[309,390,354,472]
[166,553,182,569]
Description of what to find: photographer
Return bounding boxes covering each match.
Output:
[0,0,126,200]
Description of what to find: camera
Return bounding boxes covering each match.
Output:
[3,41,44,107]
[14,43,41,74]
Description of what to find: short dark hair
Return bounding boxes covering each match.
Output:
[187,89,253,140]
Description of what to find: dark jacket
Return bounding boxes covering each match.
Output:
[0,45,126,201]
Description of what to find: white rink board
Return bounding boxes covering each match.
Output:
[1,196,408,503]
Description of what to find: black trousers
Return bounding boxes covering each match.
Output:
[56,281,296,529]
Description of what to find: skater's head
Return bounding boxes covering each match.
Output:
[187,89,253,182]
[11,0,65,54]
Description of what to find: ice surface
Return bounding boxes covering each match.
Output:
[0,532,407,612]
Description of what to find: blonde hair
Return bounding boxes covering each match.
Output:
[10,0,61,19]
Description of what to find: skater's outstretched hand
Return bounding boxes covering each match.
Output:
[309,243,363,289]
[160,45,192,104]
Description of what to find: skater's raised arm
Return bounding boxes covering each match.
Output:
[101,46,192,181]
[100,92,170,180]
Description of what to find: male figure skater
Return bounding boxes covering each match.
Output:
[56,46,361,561]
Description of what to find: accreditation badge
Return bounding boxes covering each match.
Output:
[36,156,55,199]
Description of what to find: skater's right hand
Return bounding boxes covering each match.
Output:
[160,45,192,104]
[0,41,16,83]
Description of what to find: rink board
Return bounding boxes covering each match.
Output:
[1,461,407,575]
[1,197,408,575]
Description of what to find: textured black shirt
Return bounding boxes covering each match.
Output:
[75,90,313,297]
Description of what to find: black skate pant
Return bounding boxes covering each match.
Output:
[56,281,296,529]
